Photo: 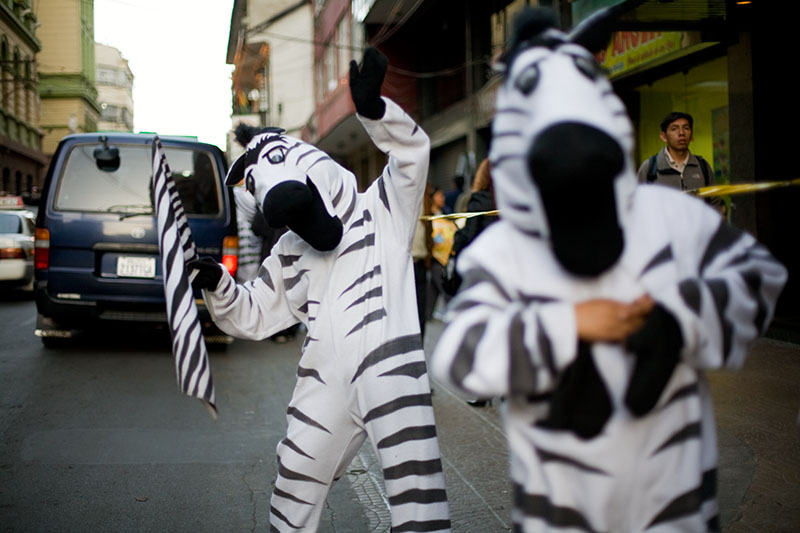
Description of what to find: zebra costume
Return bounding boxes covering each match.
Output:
[431,9,786,532]
[233,184,262,282]
[195,49,450,532]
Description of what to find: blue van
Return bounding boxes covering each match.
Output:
[34,133,238,348]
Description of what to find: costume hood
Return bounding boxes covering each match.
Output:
[226,126,359,252]
[490,8,638,276]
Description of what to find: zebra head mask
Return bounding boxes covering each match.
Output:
[491,8,636,276]
[226,125,357,252]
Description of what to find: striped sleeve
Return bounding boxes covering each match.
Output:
[430,248,579,399]
[204,251,300,341]
[653,198,787,370]
[358,98,430,248]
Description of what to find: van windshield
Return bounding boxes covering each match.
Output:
[54,143,221,216]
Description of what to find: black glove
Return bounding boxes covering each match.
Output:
[537,341,612,440]
[624,303,683,417]
[186,256,223,291]
[349,47,387,120]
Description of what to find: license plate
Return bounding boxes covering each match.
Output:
[117,256,156,278]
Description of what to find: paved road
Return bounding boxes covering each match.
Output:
[0,294,510,532]
[1,291,799,531]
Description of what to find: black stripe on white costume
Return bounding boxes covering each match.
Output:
[152,137,215,415]
[205,98,449,532]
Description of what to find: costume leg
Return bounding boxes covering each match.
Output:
[270,372,366,532]
[356,354,451,532]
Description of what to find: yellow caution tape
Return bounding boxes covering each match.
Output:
[419,210,499,222]
[689,178,800,197]
[420,179,800,220]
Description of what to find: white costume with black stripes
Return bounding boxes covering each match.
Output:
[431,9,786,533]
[205,98,450,532]
[233,184,261,281]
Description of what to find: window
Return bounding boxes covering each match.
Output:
[338,16,350,83]
[325,42,336,93]
[491,0,530,60]
[55,144,221,216]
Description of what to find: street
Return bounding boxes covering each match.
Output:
[1,291,799,532]
[0,293,510,532]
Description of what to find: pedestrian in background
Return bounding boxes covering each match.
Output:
[443,175,464,214]
[442,158,498,298]
[638,111,724,214]
[412,183,434,339]
[427,186,457,321]
[233,182,261,282]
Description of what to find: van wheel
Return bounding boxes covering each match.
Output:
[207,342,228,353]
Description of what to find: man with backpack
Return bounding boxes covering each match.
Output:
[637,111,724,212]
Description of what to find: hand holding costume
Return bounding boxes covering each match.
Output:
[624,303,683,416]
[186,256,223,291]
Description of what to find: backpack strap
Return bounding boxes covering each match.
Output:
[646,154,658,183]
[696,155,711,186]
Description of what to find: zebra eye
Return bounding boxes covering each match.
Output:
[514,64,540,95]
[265,146,286,164]
[574,55,599,80]
[245,171,255,196]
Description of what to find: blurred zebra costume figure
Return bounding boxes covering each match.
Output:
[188,48,450,532]
[431,8,785,533]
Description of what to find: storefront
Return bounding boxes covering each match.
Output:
[574,0,800,325]
[598,31,728,178]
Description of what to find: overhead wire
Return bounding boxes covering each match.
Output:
[367,0,407,45]
[369,0,426,47]
[235,31,487,80]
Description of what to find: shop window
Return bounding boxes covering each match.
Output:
[634,56,729,182]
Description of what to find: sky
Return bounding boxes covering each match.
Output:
[93,0,235,151]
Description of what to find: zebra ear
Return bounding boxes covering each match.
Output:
[568,3,628,53]
[225,153,246,186]
[497,8,558,69]
[234,123,262,147]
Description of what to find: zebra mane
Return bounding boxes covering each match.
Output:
[234,123,286,148]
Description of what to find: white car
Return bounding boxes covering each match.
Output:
[0,207,36,291]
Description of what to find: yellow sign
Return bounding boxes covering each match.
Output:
[598,32,684,77]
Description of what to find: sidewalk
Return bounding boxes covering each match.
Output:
[422,320,800,531]
[709,335,800,531]
[314,321,800,531]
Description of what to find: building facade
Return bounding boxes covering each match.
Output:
[1,0,46,197]
[231,0,796,321]
[37,0,100,157]
[227,0,315,161]
[308,0,529,191]
[582,0,800,325]
[95,42,133,132]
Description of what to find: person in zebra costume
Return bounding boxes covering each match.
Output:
[431,8,786,533]
[188,48,450,532]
